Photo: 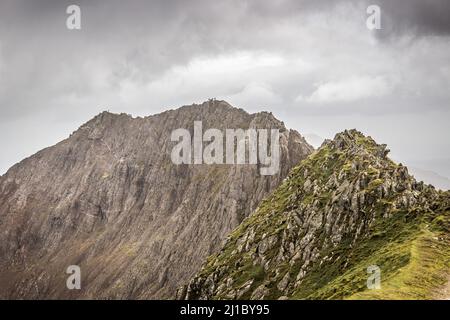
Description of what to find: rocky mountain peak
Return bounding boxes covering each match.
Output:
[321,129,389,159]
[179,129,449,300]
[0,101,313,299]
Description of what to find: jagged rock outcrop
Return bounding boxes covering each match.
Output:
[179,129,450,300]
[0,100,313,299]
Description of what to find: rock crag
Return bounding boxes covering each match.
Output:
[179,130,450,300]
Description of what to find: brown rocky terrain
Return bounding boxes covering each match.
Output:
[0,100,313,299]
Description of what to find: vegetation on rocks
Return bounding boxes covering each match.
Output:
[179,129,450,300]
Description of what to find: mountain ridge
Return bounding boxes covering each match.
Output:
[178,129,450,300]
[0,100,313,299]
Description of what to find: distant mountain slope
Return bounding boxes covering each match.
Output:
[179,130,450,300]
[0,100,313,299]
[304,133,324,149]
[409,167,450,191]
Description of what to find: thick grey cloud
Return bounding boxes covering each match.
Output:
[0,0,449,183]
[375,0,450,38]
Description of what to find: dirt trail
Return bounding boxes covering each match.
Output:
[434,275,450,300]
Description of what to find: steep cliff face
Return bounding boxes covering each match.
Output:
[179,130,450,300]
[0,100,313,299]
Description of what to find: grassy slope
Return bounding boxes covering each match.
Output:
[349,220,449,299]
[288,207,450,300]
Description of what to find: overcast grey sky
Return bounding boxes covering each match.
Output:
[1,0,450,179]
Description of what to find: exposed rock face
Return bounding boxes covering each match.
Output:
[179,129,450,300]
[0,100,313,299]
